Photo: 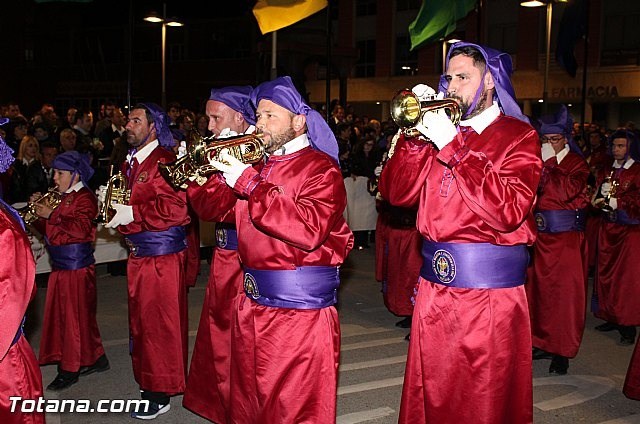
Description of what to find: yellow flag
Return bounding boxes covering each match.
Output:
[253,0,328,34]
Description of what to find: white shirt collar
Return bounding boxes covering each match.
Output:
[244,125,256,135]
[112,123,125,134]
[65,181,84,193]
[459,102,500,135]
[22,158,34,166]
[73,125,89,136]
[556,145,570,164]
[614,158,635,169]
[270,133,310,156]
[133,140,159,164]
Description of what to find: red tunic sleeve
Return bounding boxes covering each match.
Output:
[538,152,590,210]
[0,209,36,360]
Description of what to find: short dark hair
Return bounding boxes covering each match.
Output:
[449,45,486,74]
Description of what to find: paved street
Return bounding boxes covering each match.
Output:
[23,245,640,423]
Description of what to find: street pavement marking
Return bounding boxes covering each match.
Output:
[340,356,407,372]
[533,375,616,411]
[337,407,396,424]
[338,377,405,395]
[598,415,640,423]
[341,337,407,351]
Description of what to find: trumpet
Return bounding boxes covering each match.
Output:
[95,166,130,224]
[390,89,461,136]
[17,187,63,225]
[595,170,619,213]
[159,132,265,190]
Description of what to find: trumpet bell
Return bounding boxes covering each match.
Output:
[390,89,461,132]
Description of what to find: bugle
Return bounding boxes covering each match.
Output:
[390,89,461,136]
[17,188,63,225]
[95,165,130,224]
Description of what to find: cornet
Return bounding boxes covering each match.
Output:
[95,166,130,224]
[159,132,265,190]
[17,187,63,225]
[390,89,461,136]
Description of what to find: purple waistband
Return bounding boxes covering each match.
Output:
[47,242,95,270]
[420,240,528,289]
[604,210,640,225]
[215,222,238,250]
[12,317,25,347]
[125,226,187,257]
[535,209,586,233]
[243,266,340,309]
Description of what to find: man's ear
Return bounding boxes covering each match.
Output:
[484,71,495,90]
[234,111,244,125]
[292,114,306,132]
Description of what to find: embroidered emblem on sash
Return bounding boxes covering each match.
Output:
[432,249,456,283]
[215,228,227,248]
[137,171,148,183]
[535,212,546,231]
[244,273,260,299]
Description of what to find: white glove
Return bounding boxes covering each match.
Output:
[541,143,556,162]
[96,185,107,204]
[177,141,187,158]
[105,204,134,228]
[609,197,618,210]
[374,165,383,177]
[600,182,612,196]
[414,111,458,150]
[209,149,250,188]
[411,84,436,102]
[218,128,239,139]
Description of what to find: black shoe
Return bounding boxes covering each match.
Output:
[619,336,636,346]
[395,317,412,328]
[595,322,617,332]
[549,355,569,375]
[532,347,553,360]
[131,401,170,420]
[405,333,410,341]
[79,354,110,376]
[47,372,79,391]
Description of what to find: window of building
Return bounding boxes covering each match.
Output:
[601,13,640,65]
[356,0,376,17]
[487,23,517,55]
[395,36,418,76]
[355,39,376,78]
[396,0,421,12]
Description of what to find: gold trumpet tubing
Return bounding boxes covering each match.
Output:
[95,172,130,223]
[390,89,461,135]
[18,187,63,225]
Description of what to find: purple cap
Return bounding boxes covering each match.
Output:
[0,118,14,173]
[439,42,529,124]
[138,103,175,149]
[52,150,95,186]
[250,76,339,163]
[538,105,582,155]
[209,86,255,126]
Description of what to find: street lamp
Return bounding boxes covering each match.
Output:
[520,0,568,113]
[144,3,183,109]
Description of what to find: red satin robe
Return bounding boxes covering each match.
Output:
[36,187,105,372]
[183,176,243,424]
[380,116,541,424]
[375,201,421,317]
[194,146,353,423]
[624,339,640,400]
[184,207,200,287]
[0,204,44,424]
[526,152,590,358]
[594,162,640,326]
[118,144,190,394]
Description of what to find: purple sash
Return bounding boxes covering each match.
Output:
[420,240,528,289]
[47,242,95,271]
[535,209,586,233]
[604,209,640,225]
[125,226,187,257]
[243,266,340,309]
[11,317,25,347]
[215,222,238,251]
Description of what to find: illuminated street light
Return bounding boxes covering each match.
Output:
[144,3,183,109]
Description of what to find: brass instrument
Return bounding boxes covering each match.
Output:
[595,170,619,213]
[159,132,265,190]
[390,89,461,136]
[17,188,63,225]
[95,166,130,224]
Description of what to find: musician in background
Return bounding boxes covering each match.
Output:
[0,128,45,423]
[105,103,190,420]
[182,86,255,424]
[380,42,541,423]
[200,76,352,422]
[592,129,640,346]
[31,150,109,391]
[526,105,590,375]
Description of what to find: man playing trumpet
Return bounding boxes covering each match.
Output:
[31,150,110,391]
[592,129,640,346]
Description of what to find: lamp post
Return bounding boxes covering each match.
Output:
[520,0,567,114]
[144,3,183,109]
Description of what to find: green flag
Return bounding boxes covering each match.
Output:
[409,0,477,51]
